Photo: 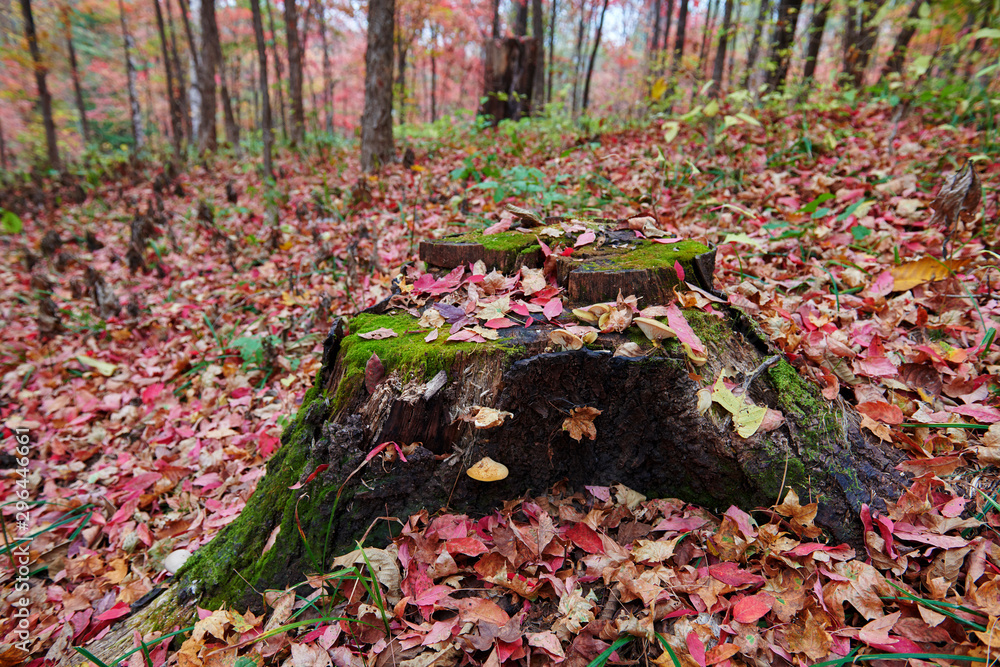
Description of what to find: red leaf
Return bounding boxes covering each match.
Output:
[365,353,384,393]
[574,230,596,247]
[565,522,604,554]
[289,464,329,489]
[542,298,563,320]
[674,260,685,282]
[686,631,706,667]
[856,401,904,425]
[731,592,773,623]
[96,601,131,622]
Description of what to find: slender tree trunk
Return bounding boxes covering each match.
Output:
[515,0,528,37]
[881,0,924,79]
[430,24,438,122]
[652,0,662,52]
[741,0,770,89]
[196,0,217,153]
[213,23,239,146]
[698,0,718,77]
[118,0,145,153]
[250,0,273,178]
[165,0,191,148]
[19,0,59,168]
[61,4,91,143]
[531,0,545,111]
[153,0,182,159]
[764,0,802,92]
[842,0,885,87]
[233,55,242,130]
[318,2,332,132]
[178,0,203,146]
[801,0,830,82]
[284,0,305,146]
[571,0,590,113]
[726,0,740,85]
[669,0,689,79]
[492,0,500,38]
[0,115,7,171]
[581,0,609,111]
[396,35,408,125]
[265,0,288,141]
[662,0,674,62]
[360,0,395,171]
[710,0,733,97]
[547,0,557,101]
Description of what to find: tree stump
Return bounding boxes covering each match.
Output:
[156,218,911,622]
[480,37,540,124]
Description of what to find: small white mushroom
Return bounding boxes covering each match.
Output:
[163,549,193,575]
[550,329,584,350]
[633,317,677,341]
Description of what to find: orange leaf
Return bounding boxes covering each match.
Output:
[889,257,970,292]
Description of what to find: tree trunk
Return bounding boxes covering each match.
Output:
[662,0,674,63]
[165,0,191,149]
[492,0,500,38]
[880,0,924,80]
[652,0,662,52]
[531,0,545,111]
[265,0,288,142]
[61,4,91,144]
[285,0,305,146]
[726,0,740,86]
[361,0,395,171]
[430,25,438,122]
[153,0,182,160]
[197,0,217,153]
[763,0,803,92]
[842,0,885,87]
[159,222,910,622]
[118,0,145,153]
[19,0,59,169]
[802,0,830,82]
[571,1,589,114]
[251,0,273,178]
[581,0,608,111]
[0,115,8,171]
[396,35,408,125]
[710,0,733,97]
[214,29,240,147]
[741,0,770,89]
[547,0,556,101]
[669,0,689,80]
[514,0,528,37]
[480,37,539,123]
[178,0,203,147]
[697,0,718,78]
[318,1,332,132]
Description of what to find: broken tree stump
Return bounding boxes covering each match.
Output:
[171,218,908,617]
[480,37,540,124]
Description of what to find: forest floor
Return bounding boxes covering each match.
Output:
[2,98,1000,667]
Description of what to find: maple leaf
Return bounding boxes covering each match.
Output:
[563,406,602,441]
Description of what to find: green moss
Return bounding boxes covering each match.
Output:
[450,230,541,253]
[609,240,710,271]
[682,309,729,348]
[766,359,829,422]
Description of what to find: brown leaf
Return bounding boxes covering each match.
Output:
[931,159,982,229]
[563,406,602,441]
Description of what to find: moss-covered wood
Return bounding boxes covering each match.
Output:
[82,221,910,645]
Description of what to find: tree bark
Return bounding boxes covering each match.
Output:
[284,0,305,146]
[0,115,8,171]
[153,0,182,159]
[571,0,589,114]
[669,0,689,80]
[61,4,91,144]
[213,24,240,147]
[430,25,438,122]
[763,0,803,93]
[581,0,608,111]
[118,0,145,153]
[741,0,770,89]
[697,0,718,78]
[19,0,60,169]
[197,0,217,153]
[514,0,528,37]
[481,37,539,123]
[531,0,545,111]
[361,0,395,171]
[396,33,408,125]
[726,0,740,86]
[842,0,886,87]
[318,1,332,132]
[264,0,287,142]
[251,0,273,180]
[164,0,191,149]
[652,0,662,52]
[492,0,500,38]
[547,0,556,101]
[802,0,830,82]
[710,0,733,97]
[880,0,924,80]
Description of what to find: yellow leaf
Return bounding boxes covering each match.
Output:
[703,100,720,118]
[711,376,767,438]
[651,77,667,100]
[279,240,294,251]
[890,257,970,292]
[78,355,117,377]
[410,164,426,172]
[663,121,680,144]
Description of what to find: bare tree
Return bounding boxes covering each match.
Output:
[118,0,145,152]
[284,0,305,146]
[265,0,288,141]
[19,0,59,168]
[802,0,830,82]
[710,0,734,97]
[164,0,191,145]
[531,0,545,111]
[669,0,689,81]
[741,0,770,89]
[361,0,395,171]
[763,0,803,92]
[581,0,609,110]
[250,0,273,178]
[211,20,239,146]
[61,3,90,143]
[842,0,887,87]
[880,0,925,79]
[153,0,182,158]
[198,0,217,153]
[547,0,557,101]
[317,0,332,132]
